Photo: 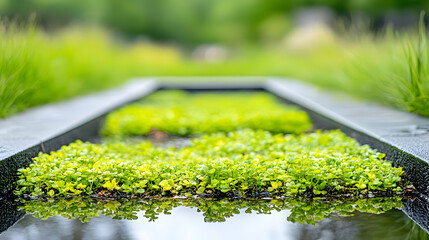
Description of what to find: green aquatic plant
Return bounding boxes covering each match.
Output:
[15,129,403,198]
[19,196,403,224]
[102,91,312,136]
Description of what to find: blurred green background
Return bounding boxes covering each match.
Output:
[1,0,429,118]
[1,0,428,45]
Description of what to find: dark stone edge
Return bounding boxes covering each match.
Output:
[0,80,159,196]
[0,116,104,197]
[402,197,429,235]
[158,81,265,92]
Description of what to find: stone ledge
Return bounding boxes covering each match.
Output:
[266,78,429,194]
[0,79,158,193]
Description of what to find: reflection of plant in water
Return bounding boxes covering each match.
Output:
[407,220,429,240]
[20,197,403,225]
[284,197,403,225]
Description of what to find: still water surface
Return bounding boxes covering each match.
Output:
[1,198,428,240]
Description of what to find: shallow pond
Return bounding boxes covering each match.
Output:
[4,91,429,239]
[1,197,428,240]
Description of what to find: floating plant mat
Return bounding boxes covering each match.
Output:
[101,90,312,136]
[15,129,406,198]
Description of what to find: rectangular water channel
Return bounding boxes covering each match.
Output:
[1,79,429,239]
[1,198,427,240]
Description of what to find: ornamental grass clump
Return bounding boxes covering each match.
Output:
[102,91,312,136]
[15,130,404,198]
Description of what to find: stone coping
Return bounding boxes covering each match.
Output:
[265,78,429,194]
[0,79,158,194]
[0,79,158,161]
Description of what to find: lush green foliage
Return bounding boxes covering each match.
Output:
[15,129,403,198]
[340,14,429,117]
[19,196,403,224]
[102,91,312,136]
[0,21,40,116]
[0,22,181,117]
[402,14,429,117]
[2,20,429,118]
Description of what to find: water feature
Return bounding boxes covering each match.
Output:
[2,88,429,239]
[1,196,428,239]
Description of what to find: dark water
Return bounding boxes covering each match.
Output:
[1,197,428,240]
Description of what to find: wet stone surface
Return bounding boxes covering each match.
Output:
[266,79,429,194]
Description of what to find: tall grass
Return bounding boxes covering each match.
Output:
[337,12,429,116]
[401,12,429,116]
[1,19,429,117]
[0,22,41,116]
[0,23,182,117]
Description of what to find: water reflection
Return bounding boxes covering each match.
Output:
[17,197,403,224]
[295,211,420,240]
[0,197,428,240]
[1,215,133,240]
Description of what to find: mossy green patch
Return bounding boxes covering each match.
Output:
[15,129,403,198]
[102,91,312,136]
